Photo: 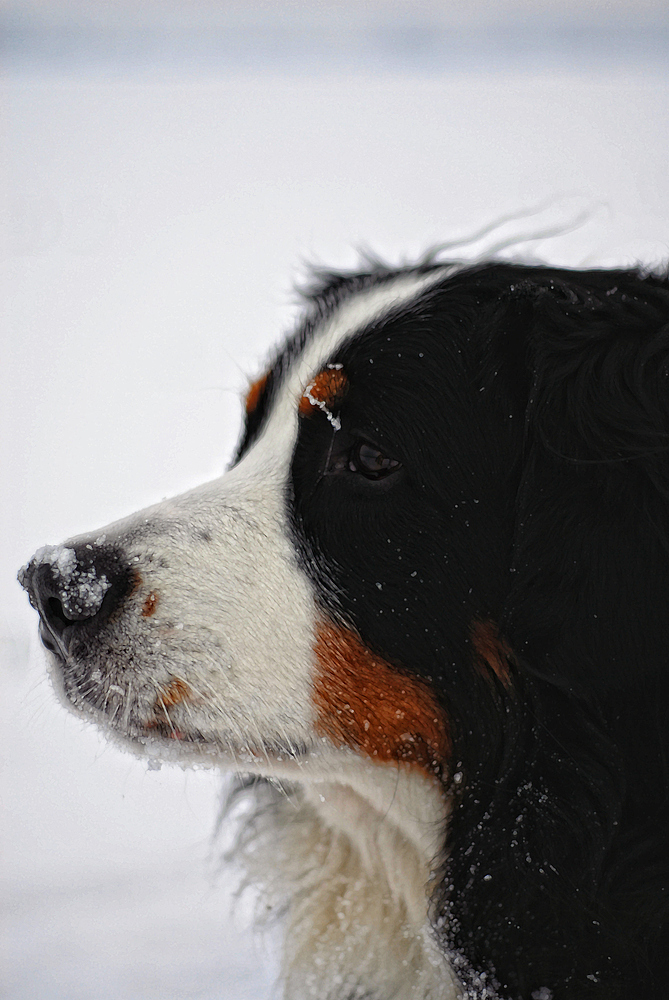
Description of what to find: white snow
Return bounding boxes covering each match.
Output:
[33,544,77,578]
[2,8,668,1000]
[28,543,112,617]
[302,380,342,430]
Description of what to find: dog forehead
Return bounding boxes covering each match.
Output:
[269,268,453,421]
[237,267,459,473]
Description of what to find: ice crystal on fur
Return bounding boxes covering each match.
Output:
[302,381,342,430]
[29,544,111,617]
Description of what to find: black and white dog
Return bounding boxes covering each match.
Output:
[20,258,669,999]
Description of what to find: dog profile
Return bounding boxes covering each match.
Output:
[20,257,669,998]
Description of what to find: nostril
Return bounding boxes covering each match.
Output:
[39,623,58,654]
[47,595,76,630]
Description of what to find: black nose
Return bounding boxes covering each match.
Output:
[18,543,134,657]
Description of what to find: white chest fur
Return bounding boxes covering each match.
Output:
[231,770,459,1000]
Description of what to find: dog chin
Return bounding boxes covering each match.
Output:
[46,651,321,773]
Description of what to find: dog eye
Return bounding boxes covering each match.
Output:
[348,442,401,479]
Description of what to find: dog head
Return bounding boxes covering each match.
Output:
[19,260,669,770]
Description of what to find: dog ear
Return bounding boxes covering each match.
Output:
[502,269,669,695]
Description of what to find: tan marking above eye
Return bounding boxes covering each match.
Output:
[299,366,348,417]
[312,621,449,774]
[245,373,269,414]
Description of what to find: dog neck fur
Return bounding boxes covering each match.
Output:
[233,771,457,1000]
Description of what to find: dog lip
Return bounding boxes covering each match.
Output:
[139,721,312,760]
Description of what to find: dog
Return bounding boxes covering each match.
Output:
[19,257,669,999]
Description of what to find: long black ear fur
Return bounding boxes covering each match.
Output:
[508,268,669,694]
[439,267,669,1000]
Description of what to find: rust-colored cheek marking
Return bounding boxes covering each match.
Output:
[141,591,159,617]
[471,619,514,686]
[156,677,192,710]
[299,367,348,416]
[146,678,192,740]
[162,677,192,708]
[245,373,269,414]
[312,622,449,771]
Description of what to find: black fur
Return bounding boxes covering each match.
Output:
[249,261,669,998]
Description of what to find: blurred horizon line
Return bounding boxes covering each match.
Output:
[4,18,668,76]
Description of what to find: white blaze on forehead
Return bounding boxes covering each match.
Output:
[292,268,453,391]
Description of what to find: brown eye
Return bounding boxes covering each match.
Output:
[349,441,401,479]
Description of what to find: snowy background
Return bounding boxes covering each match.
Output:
[2,2,669,997]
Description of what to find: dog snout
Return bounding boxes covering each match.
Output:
[18,542,135,656]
